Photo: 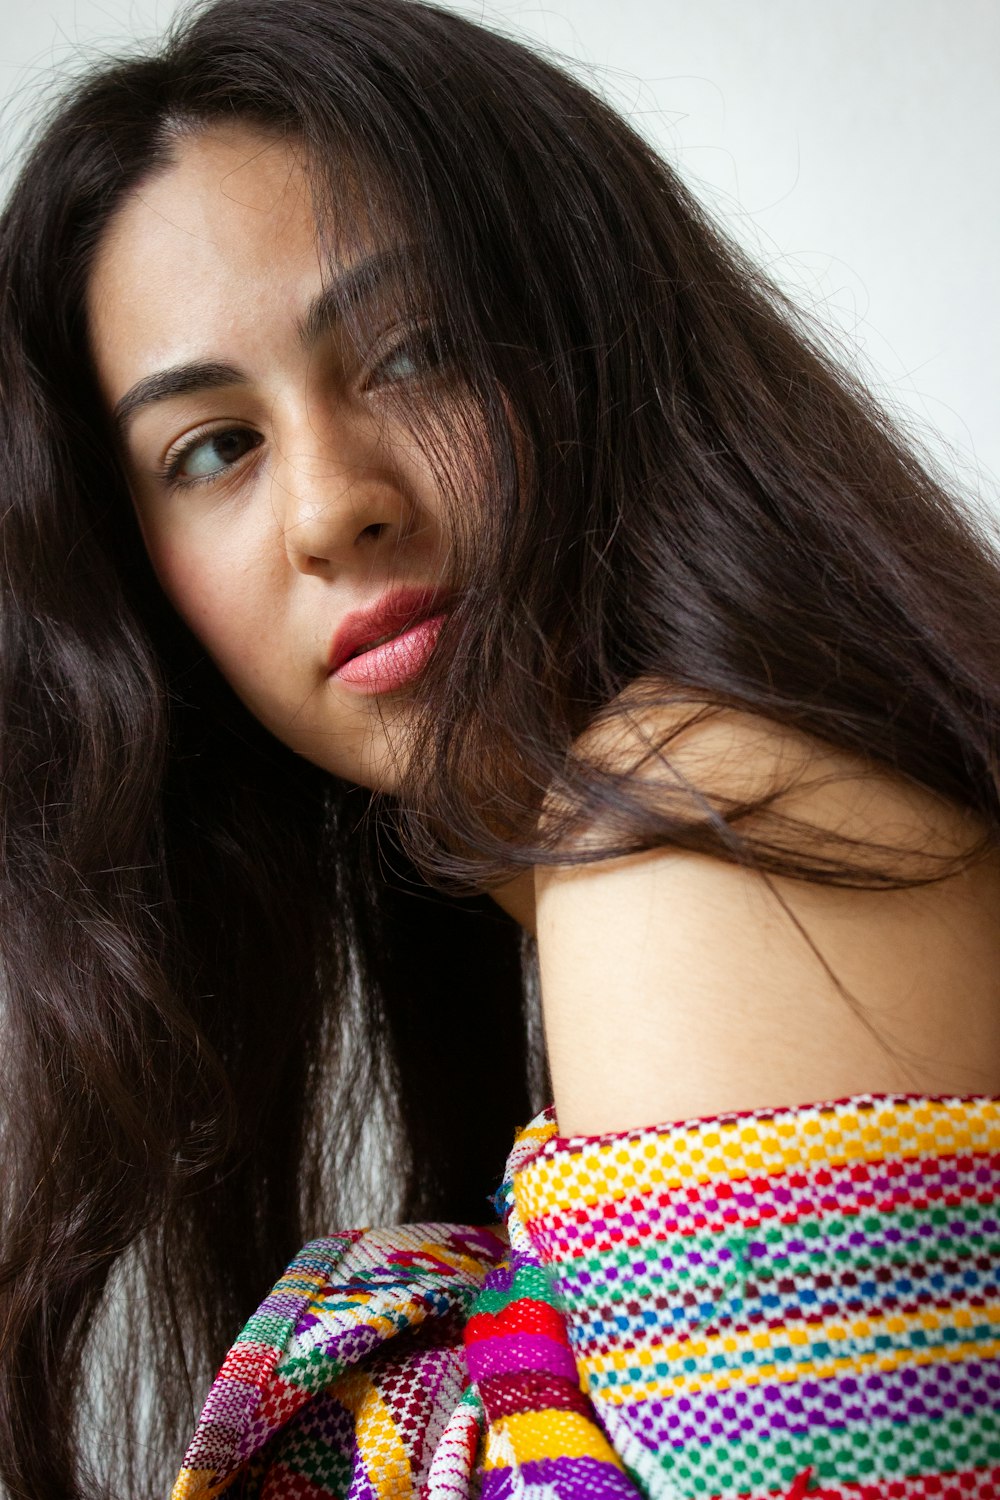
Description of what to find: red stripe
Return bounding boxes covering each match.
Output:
[478,1369,592,1422]
[779,1463,1000,1498]
[521,1152,999,1248]
[465,1298,570,1346]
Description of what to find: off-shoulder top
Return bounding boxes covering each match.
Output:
[171,1093,1000,1498]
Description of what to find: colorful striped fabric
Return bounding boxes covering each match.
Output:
[170,1223,505,1498]
[509,1094,1000,1499]
[172,1094,1000,1498]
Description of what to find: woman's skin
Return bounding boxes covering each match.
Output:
[88,127,456,793]
[88,123,1000,1138]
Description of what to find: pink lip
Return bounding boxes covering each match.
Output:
[334,613,448,692]
[328,585,452,692]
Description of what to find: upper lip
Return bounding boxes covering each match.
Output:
[328,584,454,674]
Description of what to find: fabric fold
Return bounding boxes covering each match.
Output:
[172,1224,505,1498]
[172,1094,1000,1499]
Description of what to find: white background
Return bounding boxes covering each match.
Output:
[2,0,998,497]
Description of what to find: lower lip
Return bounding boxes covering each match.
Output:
[332,613,447,692]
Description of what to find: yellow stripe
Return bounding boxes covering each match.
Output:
[170,1468,238,1500]
[516,1120,559,1151]
[517,1097,1000,1209]
[336,1370,412,1497]
[410,1236,501,1282]
[582,1301,1000,1379]
[584,1329,1000,1406]
[481,1410,623,1468]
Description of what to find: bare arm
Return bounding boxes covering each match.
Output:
[533,697,1000,1135]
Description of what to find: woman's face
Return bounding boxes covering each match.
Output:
[87,124,459,793]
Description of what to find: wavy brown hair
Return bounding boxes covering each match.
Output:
[2,0,1000,1493]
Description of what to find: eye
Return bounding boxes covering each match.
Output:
[162,427,263,487]
[365,325,449,390]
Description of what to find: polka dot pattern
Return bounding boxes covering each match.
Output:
[172,1095,1000,1499]
[513,1094,1000,1497]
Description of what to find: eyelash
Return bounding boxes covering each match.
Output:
[365,321,448,390]
[156,323,449,491]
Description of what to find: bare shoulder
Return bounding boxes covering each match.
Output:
[536,682,1000,1134]
[567,680,987,870]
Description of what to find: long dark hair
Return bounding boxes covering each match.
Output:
[2,0,999,1493]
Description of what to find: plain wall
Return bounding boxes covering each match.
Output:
[2,0,998,492]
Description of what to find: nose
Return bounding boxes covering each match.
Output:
[270,445,409,576]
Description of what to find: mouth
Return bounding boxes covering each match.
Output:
[328,584,454,692]
[346,629,404,660]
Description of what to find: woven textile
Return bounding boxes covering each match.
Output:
[170,1224,504,1498]
[513,1094,1000,1499]
[172,1095,1000,1498]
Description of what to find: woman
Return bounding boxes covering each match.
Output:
[0,0,997,1495]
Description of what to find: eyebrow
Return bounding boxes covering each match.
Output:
[295,244,413,347]
[112,246,415,439]
[112,361,248,439]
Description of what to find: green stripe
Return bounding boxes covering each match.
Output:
[237,1309,299,1347]
[472,1261,558,1314]
[259,1422,354,1490]
[556,1200,1000,1307]
[651,1408,1000,1496]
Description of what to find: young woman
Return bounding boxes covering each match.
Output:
[1,0,998,1495]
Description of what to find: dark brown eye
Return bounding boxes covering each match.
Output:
[169,428,263,483]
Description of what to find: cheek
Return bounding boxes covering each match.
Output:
[146,525,227,637]
[139,515,279,692]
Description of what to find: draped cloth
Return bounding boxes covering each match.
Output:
[172,1094,1000,1499]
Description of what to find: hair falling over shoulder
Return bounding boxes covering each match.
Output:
[1,0,999,1492]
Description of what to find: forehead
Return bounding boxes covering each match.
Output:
[86,126,327,396]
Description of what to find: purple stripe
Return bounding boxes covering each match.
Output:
[598,1354,1000,1447]
[250,1286,319,1321]
[345,1465,379,1500]
[279,1318,386,1375]
[481,1455,641,1499]
[466,1331,578,1384]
